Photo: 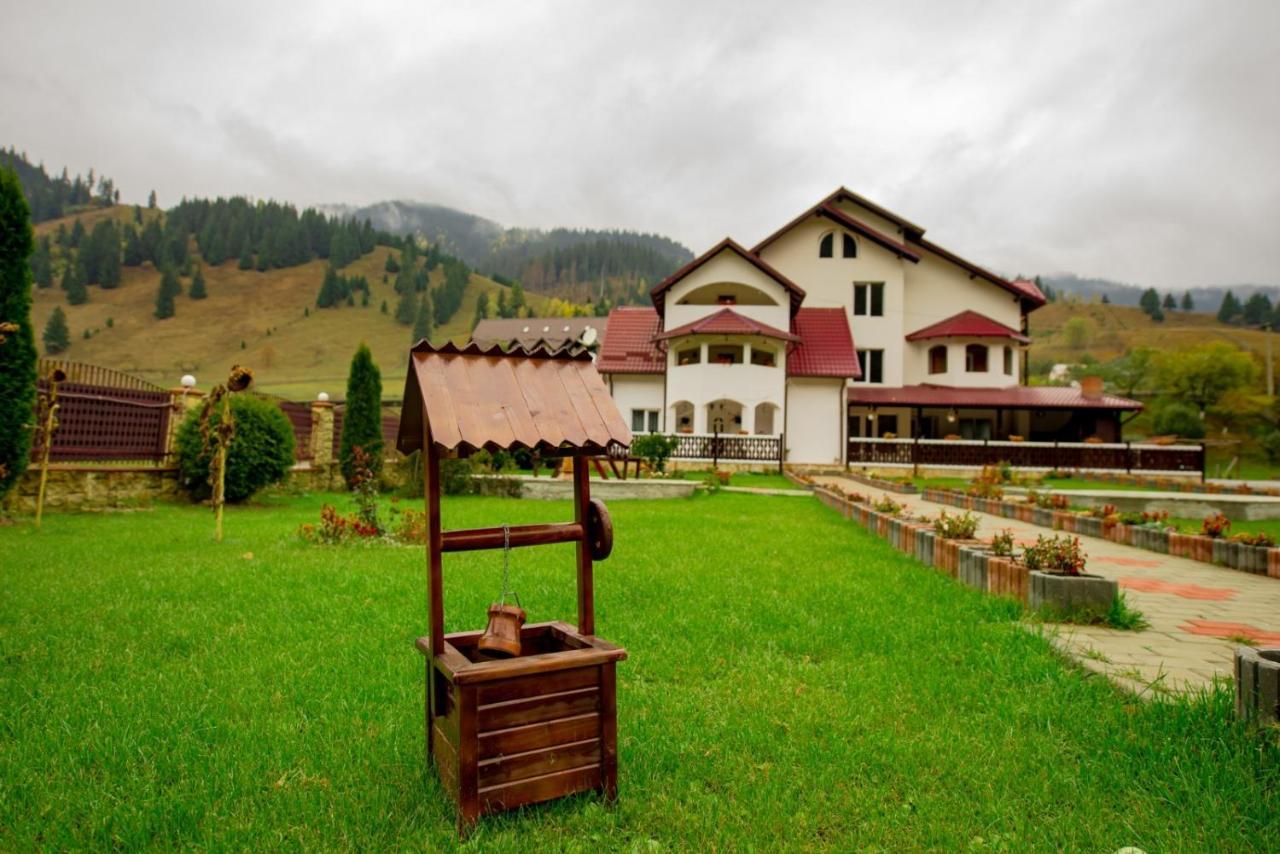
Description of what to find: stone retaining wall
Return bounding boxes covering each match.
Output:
[2,466,182,513]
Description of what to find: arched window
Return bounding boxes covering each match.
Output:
[965,344,988,373]
[842,233,857,258]
[819,233,834,258]
[929,345,948,374]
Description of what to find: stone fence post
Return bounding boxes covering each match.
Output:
[310,401,334,467]
[165,387,205,464]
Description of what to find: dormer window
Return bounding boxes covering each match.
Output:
[819,232,834,258]
[842,233,857,258]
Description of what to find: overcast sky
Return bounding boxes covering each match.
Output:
[3,0,1277,288]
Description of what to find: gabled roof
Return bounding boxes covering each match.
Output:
[650,238,805,316]
[397,340,632,457]
[596,307,664,374]
[655,307,798,342]
[1008,277,1046,303]
[914,238,1047,308]
[788,308,861,379]
[906,310,1030,344]
[847,384,1142,411]
[750,196,921,262]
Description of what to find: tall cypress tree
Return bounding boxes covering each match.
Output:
[43,306,70,354]
[339,343,383,486]
[0,166,37,500]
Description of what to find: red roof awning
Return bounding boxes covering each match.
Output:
[655,307,798,342]
[906,310,1030,344]
[596,307,664,374]
[789,308,861,378]
[847,384,1142,411]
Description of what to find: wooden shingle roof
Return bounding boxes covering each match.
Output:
[397,341,632,458]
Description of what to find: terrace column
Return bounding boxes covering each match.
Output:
[165,386,205,462]
[310,400,335,467]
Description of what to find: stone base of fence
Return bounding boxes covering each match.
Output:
[3,465,182,513]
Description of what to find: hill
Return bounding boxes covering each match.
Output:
[324,199,693,306]
[1039,273,1280,312]
[1027,299,1278,369]
[29,207,558,399]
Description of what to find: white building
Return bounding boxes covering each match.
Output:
[597,188,1140,465]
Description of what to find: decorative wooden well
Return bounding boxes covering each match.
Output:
[396,341,631,832]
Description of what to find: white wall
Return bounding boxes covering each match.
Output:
[665,335,787,433]
[608,374,665,431]
[901,252,1023,340]
[904,339,1021,387]
[663,251,791,333]
[785,378,845,464]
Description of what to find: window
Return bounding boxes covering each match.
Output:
[856,348,883,383]
[1003,345,1013,375]
[750,347,776,367]
[877,414,897,438]
[853,282,884,316]
[965,344,988,372]
[631,409,659,433]
[708,344,742,364]
[842,233,857,258]
[676,347,701,365]
[929,345,948,374]
[819,233,834,258]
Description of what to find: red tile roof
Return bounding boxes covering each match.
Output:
[846,384,1142,410]
[655,307,798,342]
[650,238,805,316]
[788,308,861,379]
[596,307,663,374]
[905,310,1030,344]
[1009,277,1046,303]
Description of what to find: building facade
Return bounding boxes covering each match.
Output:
[596,188,1140,465]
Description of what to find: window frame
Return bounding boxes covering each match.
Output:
[842,233,857,258]
[928,344,948,375]
[819,232,834,258]
[1003,345,1013,375]
[855,348,884,384]
[631,408,660,433]
[965,343,989,373]
[853,282,885,317]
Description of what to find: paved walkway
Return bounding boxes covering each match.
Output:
[817,476,1280,696]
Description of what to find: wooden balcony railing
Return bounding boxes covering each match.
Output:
[846,437,1204,477]
[668,432,784,471]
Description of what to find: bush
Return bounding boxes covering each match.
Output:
[1022,535,1087,576]
[933,510,979,539]
[1153,402,1205,439]
[176,395,295,502]
[631,433,679,473]
[990,529,1015,556]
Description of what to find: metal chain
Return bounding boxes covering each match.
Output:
[499,524,521,609]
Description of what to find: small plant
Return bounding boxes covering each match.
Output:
[1230,530,1276,547]
[631,433,679,474]
[990,528,1015,556]
[348,445,383,536]
[933,510,979,540]
[298,504,380,545]
[1201,513,1231,539]
[967,466,1004,499]
[1022,534,1087,576]
[1035,492,1069,510]
[1087,503,1118,519]
[701,471,722,494]
[872,495,903,515]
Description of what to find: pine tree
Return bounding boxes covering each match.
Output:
[1139,287,1161,318]
[1243,292,1273,326]
[1162,293,1176,310]
[238,236,254,270]
[123,226,144,266]
[496,289,509,318]
[30,236,53,288]
[1181,292,1194,311]
[0,166,37,500]
[154,266,181,319]
[339,343,383,486]
[317,265,342,308]
[1217,290,1242,324]
[189,263,207,299]
[69,218,85,248]
[380,299,388,314]
[63,259,88,305]
[42,306,70,354]
[148,189,157,209]
[472,291,489,331]
[413,293,433,342]
[395,287,415,324]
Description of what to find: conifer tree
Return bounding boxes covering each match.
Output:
[380,299,388,314]
[1162,293,1176,310]
[30,235,53,288]
[1217,290,1242,324]
[238,237,254,270]
[154,266,181,319]
[339,343,383,486]
[189,263,207,299]
[413,293,433,342]
[394,287,415,324]
[63,259,88,305]
[148,189,157,209]
[42,306,70,354]
[70,218,85,248]
[123,226,144,266]
[0,166,37,500]
[1181,291,1194,311]
[472,291,489,330]
[1243,292,1272,326]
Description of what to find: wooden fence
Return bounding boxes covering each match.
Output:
[33,361,172,463]
[846,437,1205,477]
[668,432,784,471]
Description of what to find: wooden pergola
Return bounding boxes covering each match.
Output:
[396,341,632,832]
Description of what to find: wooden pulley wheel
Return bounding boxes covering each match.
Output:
[586,497,614,560]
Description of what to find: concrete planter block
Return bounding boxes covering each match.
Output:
[959,547,989,591]
[1235,647,1280,727]
[1212,539,1229,566]
[1028,571,1117,619]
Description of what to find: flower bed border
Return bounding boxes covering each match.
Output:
[920,488,1280,579]
[842,470,918,494]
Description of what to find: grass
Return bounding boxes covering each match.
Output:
[30,207,560,398]
[910,475,1158,493]
[1165,517,1280,540]
[2,493,1278,849]
[671,469,797,490]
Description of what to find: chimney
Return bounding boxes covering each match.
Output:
[1080,375,1103,400]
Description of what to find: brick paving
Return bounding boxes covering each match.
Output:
[818,476,1280,696]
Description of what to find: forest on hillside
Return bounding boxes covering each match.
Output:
[3,147,120,222]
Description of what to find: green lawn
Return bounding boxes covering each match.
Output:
[2,493,1277,849]
[673,469,797,490]
[1165,516,1280,540]
[910,475,1155,493]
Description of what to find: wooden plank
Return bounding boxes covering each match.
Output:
[476,664,600,706]
[465,356,517,450]
[413,355,462,450]
[478,712,600,760]
[479,765,602,813]
[599,662,618,800]
[574,458,595,635]
[541,361,590,448]
[432,722,459,803]
[457,685,480,829]
[441,354,484,453]
[479,686,600,732]
[426,446,444,661]
[452,646,626,685]
[559,361,613,448]
[478,739,601,789]
[488,358,542,449]
[511,359,566,448]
